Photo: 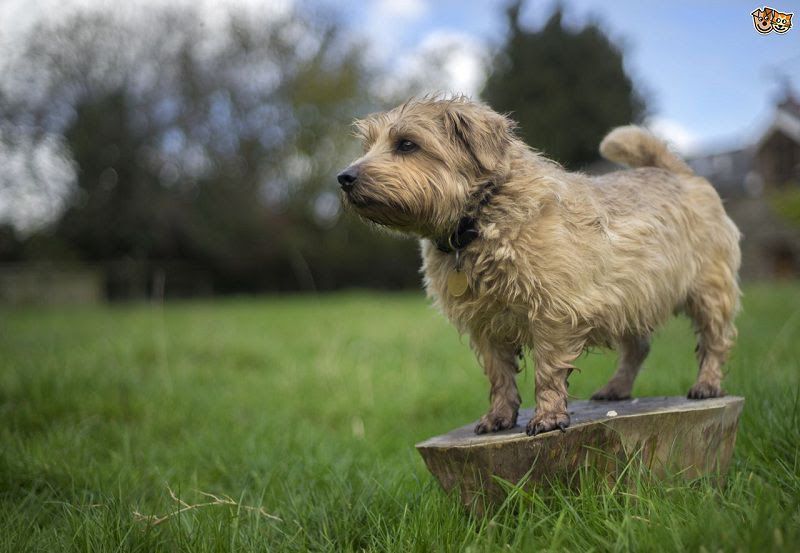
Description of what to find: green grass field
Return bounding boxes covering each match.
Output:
[1,284,799,552]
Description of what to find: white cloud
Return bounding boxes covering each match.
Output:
[0,133,74,233]
[0,0,297,231]
[372,0,427,21]
[362,0,429,64]
[418,31,488,95]
[0,0,295,50]
[377,30,490,99]
[645,116,698,156]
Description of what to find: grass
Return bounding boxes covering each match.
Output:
[1,283,799,552]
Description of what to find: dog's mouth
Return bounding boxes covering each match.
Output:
[341,188,385,217]
[343,189,377,209]
[341,188,414,230]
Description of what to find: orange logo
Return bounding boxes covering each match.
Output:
[752,6,793,33]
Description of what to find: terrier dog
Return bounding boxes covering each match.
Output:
[338,97,741,436]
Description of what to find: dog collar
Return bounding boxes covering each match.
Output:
[435,181,497,254]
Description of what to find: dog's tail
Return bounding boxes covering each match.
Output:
[599,125,694,175]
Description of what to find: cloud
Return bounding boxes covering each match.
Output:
[416,31,489,96]
[362,0,429,64]
[0,133,74,233]
[0,0,295,50]
[645,116,699,156]
[372,0,427,21]
[0,0,297,231]
[376,30,490,99]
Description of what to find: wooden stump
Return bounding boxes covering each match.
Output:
[416,396,744,510]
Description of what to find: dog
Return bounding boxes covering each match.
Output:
[338,97,741,436]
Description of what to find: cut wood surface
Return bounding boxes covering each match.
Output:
[417,396,744,510]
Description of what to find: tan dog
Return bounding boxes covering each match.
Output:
[338,97,741,436]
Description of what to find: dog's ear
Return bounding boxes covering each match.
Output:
[352,117,377,149]
[443,102,514,174]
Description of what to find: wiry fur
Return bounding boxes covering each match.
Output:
[340,97,741,435]
[599,125,695,176]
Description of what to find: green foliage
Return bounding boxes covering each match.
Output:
[0,1,652,294]
[1,4,421,294]
[60,92,156,260]
[483,2,646,168]
[1,284,799,551]
[771,186,800,228]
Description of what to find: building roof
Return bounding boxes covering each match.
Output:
[756,100,800,149]
[687,148,758,198]
[585,91,800,199]
[689,91,800,198]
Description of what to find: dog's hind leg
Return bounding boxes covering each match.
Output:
[686,261,740,399]
[473,338,521,434]
[591,334,650,401]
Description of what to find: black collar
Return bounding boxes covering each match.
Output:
[434,181,498,254]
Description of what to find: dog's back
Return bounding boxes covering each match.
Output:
[589,125,741,359]
[595,126,740,271]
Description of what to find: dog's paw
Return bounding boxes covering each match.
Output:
[590,384,631,401]
[474,411,517,434]
[687,382,724,399]
[526,411,570,436]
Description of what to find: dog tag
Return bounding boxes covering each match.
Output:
[447,269,469,297]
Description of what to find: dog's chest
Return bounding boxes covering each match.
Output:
[422,244,531,344]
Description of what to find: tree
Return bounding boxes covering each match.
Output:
[483,2,645,168]
[0,4,427,294]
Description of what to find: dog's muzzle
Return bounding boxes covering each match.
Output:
[337,165,359,191]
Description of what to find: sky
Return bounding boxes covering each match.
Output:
[0,0,798,228]
[323,0,800,155]
[1,0,797,155]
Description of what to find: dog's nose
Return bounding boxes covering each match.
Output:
[337,166,359,190]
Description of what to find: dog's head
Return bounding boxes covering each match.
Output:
[752,7,774,34]
[337,97,515,237]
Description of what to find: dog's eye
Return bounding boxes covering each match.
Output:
[397,139,418,153]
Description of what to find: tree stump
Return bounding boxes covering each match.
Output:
[416,396,744,510]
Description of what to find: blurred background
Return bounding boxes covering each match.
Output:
[1,0,798,303]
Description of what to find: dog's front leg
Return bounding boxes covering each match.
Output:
[473,338,521,434]
[527,349,573,436]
